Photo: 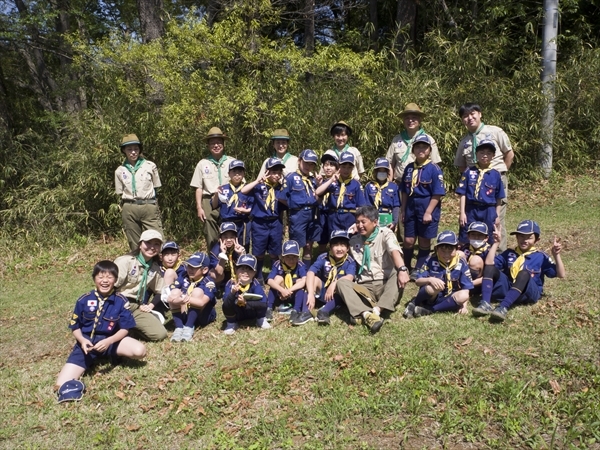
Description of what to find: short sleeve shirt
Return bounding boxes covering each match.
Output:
[69,290,136,336]
[279,172,318,209]
[350,227,402,283]
[258,154,299,178]
[400,162,446,198]
[190,156,237,196]
[454,124,512,172]
[114,254,162,301]
[115,159,161,200]
[267,260,308,282]
[386,133,442,183]
[417,255,474,295]
[455,167,506,205]
[494,249,557,292]
[364,181,401,210]
[309,253,357,284]
[321,146,364,180]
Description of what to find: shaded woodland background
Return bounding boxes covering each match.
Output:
[1,0,599,246]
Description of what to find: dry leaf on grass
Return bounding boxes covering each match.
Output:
[549,379,561,394]
[126,424,141,432]
[115,391,126,400]
[181,423,194,435]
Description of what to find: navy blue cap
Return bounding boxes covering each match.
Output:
[476,139,496,152]
[186,252,210,268]
[412,134,432,147]
[321,153,339,164]
[330,230,350,242]
[339,151,355,165]
[299,149,318,163]
[510,220,541,236]
[161,241,180,252]
[229,159,245,171]
[236,254,257,271]
[281,240,300,256]
[219,222,238,235]
[374,157,390,170]
[435,230,459,247]
[57,379,85,403]
[266,157,285,170]
[467,222,489,235]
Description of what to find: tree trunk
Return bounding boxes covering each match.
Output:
[369,0,378,51]
[304,0,315,55]
[137,0,165,43]
[395,0,416,58]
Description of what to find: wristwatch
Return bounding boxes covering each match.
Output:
[397,265,409,272]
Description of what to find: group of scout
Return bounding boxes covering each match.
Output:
[55,102,566,402]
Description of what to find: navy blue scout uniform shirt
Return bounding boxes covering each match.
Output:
[494,250,558,292]
[209,242,244,282]
[171,272,217,304]
[279,172,318,209]
[223,279,267,301]
[69,290,136,336]
[400,162,446,198]
[249,182,284,219]
[364,181,401,210]
[309,253,356,284]
[416,255,474,296]
[216,182,254,221]
[160,262,187,279]
[323,179,366,211]
[267,260,308,283]
[455,166,506,204]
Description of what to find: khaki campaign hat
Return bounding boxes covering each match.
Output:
[205,127,228,141]
[330,121,353,136]
[399,103,426,118]
[120,134,142,149]
[271,129,290,140]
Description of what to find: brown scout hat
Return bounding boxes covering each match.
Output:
[271,129,290,140]
[399,103,425,118]
[330,121,353,136]
[120,134,142,148]
[205,127,228,141]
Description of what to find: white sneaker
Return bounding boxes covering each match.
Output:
[223,322,239,335]
[160,287,171,305]
[256,317,271,329]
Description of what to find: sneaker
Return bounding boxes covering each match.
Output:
[414,306,433,317]
[292,311,314,326]
[170,327,183,342]
[265,307,274,322]
[316,309,330,325]
[256,317,272,329]
[278,304,294,315]
[472,301,494,317]
[181,326,195,342]
[223,322,239,335]
[490,306,508,322]
[364,311,384,333]
[289,310,300,323]
[403,301,416,319]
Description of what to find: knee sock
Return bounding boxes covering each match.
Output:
[172,312,184,329]
[320,298,336,314]
[184,309,199,327]
[266,290,277,309]
[256,258,265,279]
[414,287,432,305]
[481,265,499,303]
[403,247,415,270]
[293,290,308,312]
[432,296,459,312]
[415,247,431,270]
[500,271,529,309]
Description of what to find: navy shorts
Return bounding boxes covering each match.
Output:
[327,211,356,235]
[317,210,330,245]
[289,208,321,247]
[251,218,283,256]
[492,271,542,304]
[403,197,440,239]
[66,335,120,370]
[459,203,497,244]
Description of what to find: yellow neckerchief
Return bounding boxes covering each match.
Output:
[474,164,492,199]
[265,179,278,212]
[281,261,296,289]
[510,247,537,281]
[336,176,353,208]
[325,253,348,288]
[227,182,244,207]
[436,253,460,295]
[372,180,390,208]
[226,247,236,282]
[296,170,315,198]
[162,260,181,273]
[410,158,431,196]
[469,242,490,256]
[235,282,251,307]
[185,275,204,311]
[90,289,114,339]
[321,176,331,206]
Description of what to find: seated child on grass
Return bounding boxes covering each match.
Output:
[405,231,473,318]
[55,260,146,403]
[306,230,356,325]
[458,222,492,295]
[222,254,272,335]
[472,220,565,322]
[167,252,217,342]
[266,240,309,326]
[209,222,246,289]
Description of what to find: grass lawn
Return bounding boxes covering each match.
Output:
[1,174,599,449]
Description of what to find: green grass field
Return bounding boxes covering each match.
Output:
[1,174,599,449]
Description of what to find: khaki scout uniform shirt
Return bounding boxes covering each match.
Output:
[258,154,299,178]
[386,134,442,183]
[349,227,402,283]
[114,254,163,301]
[115,160,161,200]
[321,146,365,180]
[190,156,237,196]
[454,124,512,172]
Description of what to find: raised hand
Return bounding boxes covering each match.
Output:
[552,235,562,256]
